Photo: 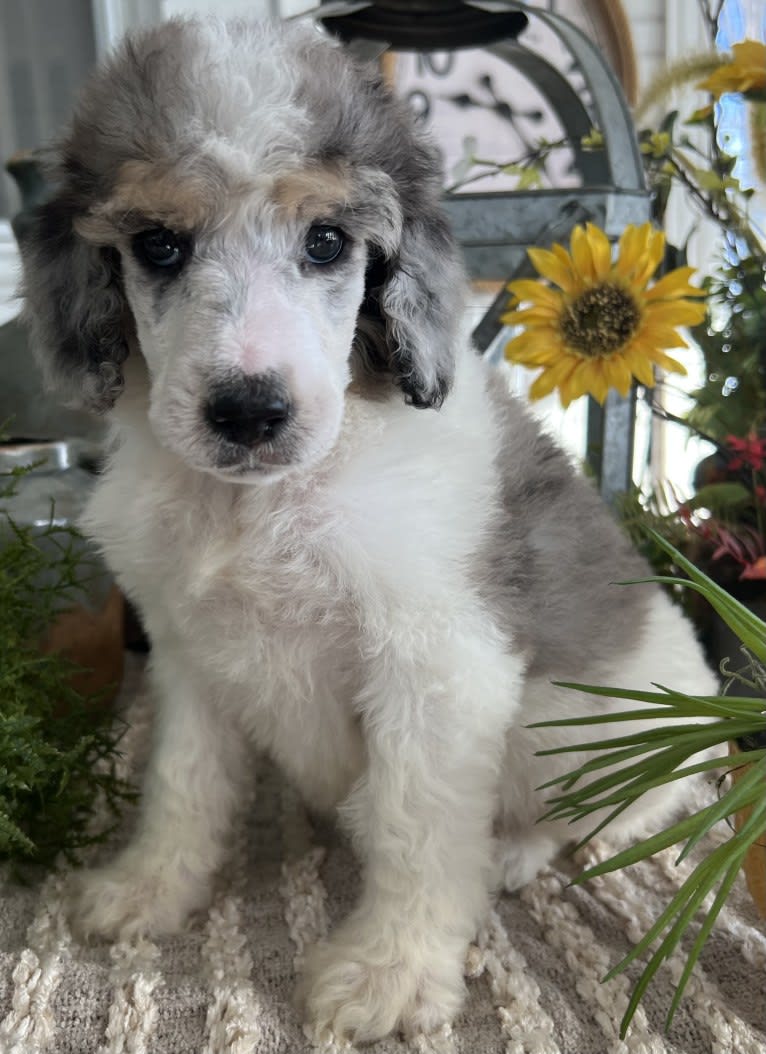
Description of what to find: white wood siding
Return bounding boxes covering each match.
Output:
[621,0,666,91]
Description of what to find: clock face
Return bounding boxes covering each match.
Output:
[390,0,633,194]
[395,45,581,195]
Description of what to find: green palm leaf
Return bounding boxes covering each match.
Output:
[533,532,766,1034]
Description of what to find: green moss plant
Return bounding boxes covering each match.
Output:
[0,467,132,871]
[530,530,766,1036]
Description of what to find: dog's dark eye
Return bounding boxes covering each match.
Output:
[132,228,189,270]
[305,225,344,265]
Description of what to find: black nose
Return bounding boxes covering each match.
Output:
[205,375,291,446]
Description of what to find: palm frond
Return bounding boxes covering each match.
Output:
[536,532,766,1033]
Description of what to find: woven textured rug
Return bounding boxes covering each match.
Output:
[1,657,764,1054]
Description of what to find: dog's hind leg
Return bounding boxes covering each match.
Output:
[496,829,566,892]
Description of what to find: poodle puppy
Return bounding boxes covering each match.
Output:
[18,17,717,1045]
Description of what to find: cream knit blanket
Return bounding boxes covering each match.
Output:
[1,659,764,1054]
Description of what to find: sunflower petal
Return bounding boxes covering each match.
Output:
[506,279,563,309]
[565,359,597,402]
[632,228,666,287]
[699,41,766,96]
[549,243,581,291]
[503,306,561,325]
[503,332,545,356]
[507,325,561,347]
[651,350,688,376]
[585,223,612,279]
[587,359,610,403]
[557,370,579,407]
[603,354,634,397]
[504,338,559,366]
[528,356,577,401]
[623,344,657,387]
[616,225,640,276]
[645,267,706,301]
[732,40,766,66]
[644,299,707,326]
[616,223,652,278]
[643,323,690,349]
[528,247,578,292]
[570,225,595,282]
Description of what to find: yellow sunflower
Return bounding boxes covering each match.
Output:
[696,40,766,99]
[502,222,708,407]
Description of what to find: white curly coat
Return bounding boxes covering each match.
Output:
[19,17,718,1045]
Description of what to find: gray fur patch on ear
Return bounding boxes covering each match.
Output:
[381,213,465,409]
[20,196,130,413]
[14,18,219,414]
[292,40,467,408]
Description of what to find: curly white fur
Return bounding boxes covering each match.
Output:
[19,17,718,1046]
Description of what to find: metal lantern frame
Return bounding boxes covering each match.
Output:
[317,0,652,505]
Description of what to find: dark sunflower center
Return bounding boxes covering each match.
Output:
[559,283,641,357]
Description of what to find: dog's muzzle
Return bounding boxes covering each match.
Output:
[204,372,291,448]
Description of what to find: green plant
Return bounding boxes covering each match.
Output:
[0,467,132,872]
[449,1,766,435]
[686,255,766,442]
[530,531,766,1036]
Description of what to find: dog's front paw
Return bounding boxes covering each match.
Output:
[298,923,465,1045]
[66,851,210,940]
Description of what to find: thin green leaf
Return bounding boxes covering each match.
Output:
[606,830,733,986]
[677,758,765,862]
[536,740,690,793]
[537,716,745,758]
[569,799,636,851]
[665,844,752,1029]
[604,846,723,983]
[617,573,766,659]
[617,851,725,1036]
[647,527,766,656]
[542,745,693,816]
[616,801,766,1033]
[536,682,766,718]
[544,750,762,819]
[536,718,756,758]
[570,805,719,882]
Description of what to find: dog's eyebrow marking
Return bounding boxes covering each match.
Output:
[76,158,257,244]
[273,164,404,255]
[272,165,351,219]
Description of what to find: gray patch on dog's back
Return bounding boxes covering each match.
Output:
[479,377,653,681]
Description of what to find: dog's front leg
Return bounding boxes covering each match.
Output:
[68,641,249,939]
[300,616,520,1044]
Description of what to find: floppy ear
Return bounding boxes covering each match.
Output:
[351,204,461,406]
[377,206,464,409]
[18,185,131,413]
[353,144,466,410]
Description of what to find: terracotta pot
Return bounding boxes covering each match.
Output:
[41,585,124,706]
[1,440,124,706]
[729,740,766,917]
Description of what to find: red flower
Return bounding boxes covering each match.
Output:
[740,556,766,580]
[725,434,766,472]
[710,524,766,580]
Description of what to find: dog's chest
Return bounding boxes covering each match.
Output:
[85,461,353,673]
